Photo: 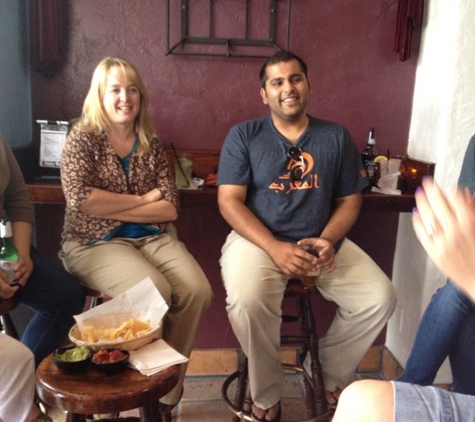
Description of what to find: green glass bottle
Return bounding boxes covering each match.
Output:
[0,218,19,284]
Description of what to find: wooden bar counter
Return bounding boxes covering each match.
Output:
[27,183,415,212]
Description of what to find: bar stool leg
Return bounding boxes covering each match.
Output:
[233,354,251,421]
[1,314,19,339]
[140,403,163,422]
[223,280,331,421]
[65,413,86,422]
[300,295,327,417]
[90,296,103,308]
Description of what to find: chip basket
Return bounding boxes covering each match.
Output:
[69,313,161,351]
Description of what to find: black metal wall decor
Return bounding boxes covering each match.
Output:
[166,0,291,58]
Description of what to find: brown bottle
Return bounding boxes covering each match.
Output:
[361,128,378,186]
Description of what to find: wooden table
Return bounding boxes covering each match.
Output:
[27,183,415,212]
[36,353,179,422]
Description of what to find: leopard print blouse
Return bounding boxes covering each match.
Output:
[60,127,179,245]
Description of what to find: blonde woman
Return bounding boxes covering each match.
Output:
[60,57,212,419]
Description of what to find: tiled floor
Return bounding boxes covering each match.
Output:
[47,373,330,421]
[45,347,390,422]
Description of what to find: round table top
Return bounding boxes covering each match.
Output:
[36,352,180,415]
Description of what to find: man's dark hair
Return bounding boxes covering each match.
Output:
[259,50,308,89]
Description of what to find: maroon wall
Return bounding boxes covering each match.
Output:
[29,0,419,349]
[31,1,417,153]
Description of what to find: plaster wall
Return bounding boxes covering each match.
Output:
[30,0,417,155]
[388,0,475,383]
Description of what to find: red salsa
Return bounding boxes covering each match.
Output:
[92,349,126,363]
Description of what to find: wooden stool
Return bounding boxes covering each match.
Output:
[222,279,330,422]
[0,296,19,339]
[36,353,180,422]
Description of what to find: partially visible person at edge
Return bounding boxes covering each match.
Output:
[59,56,213,419]
[0,333,52,421]
[396,134,475,395]
[333,177,475,422]
[1,133,85,421]
[217,50,397,422]
[0,133,85,368]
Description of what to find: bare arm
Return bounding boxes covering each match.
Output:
[319,192,362,246]
[98,199,178,223]
[218,184,277,249]
[79,187,163,216]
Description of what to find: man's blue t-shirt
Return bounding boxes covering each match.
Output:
[217,115,368,244]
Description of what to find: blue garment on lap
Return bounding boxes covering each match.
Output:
[113,222,161,238]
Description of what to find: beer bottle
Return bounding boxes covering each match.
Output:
[361,127,378,186]
[0,219,19,285]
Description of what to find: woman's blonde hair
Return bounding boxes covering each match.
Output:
[77,56,155,155]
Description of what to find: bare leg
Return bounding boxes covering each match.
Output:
[333,380,394,422]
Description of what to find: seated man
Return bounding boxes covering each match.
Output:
[397,134,475,395]
[333,177,475,421]
[1,133,86,367]
[217,50,397,421]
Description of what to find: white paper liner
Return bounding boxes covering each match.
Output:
[69,277,169,350]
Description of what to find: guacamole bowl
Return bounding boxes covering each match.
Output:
[53,345,91,373]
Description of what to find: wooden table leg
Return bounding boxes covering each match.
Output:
[66,413,86,422]
[139,404,162,422]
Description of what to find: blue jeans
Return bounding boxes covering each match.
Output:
[393,381,475,422]
[397,281,475,394]
[15,247,86,367]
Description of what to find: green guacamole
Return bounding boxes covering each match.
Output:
[56,346,91,362]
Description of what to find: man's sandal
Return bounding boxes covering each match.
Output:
[325,389,341,408]
[251,401,282,422]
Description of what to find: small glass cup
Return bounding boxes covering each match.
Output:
[175,155,193,188]
[301,267,322,286]
[300,248,321,286]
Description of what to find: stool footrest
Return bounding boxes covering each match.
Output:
[221,371,253,422]
[222,366,331,422]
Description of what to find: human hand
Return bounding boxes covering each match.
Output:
[0,269,19,299]
[267,241,311,277]
[413,177,475,301]
[268,239,333,279]
[297,237,335,273]
[142,188,163,203]
[13,255,34,287]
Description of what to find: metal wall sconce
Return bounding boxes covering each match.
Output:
[166,0,291,58]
